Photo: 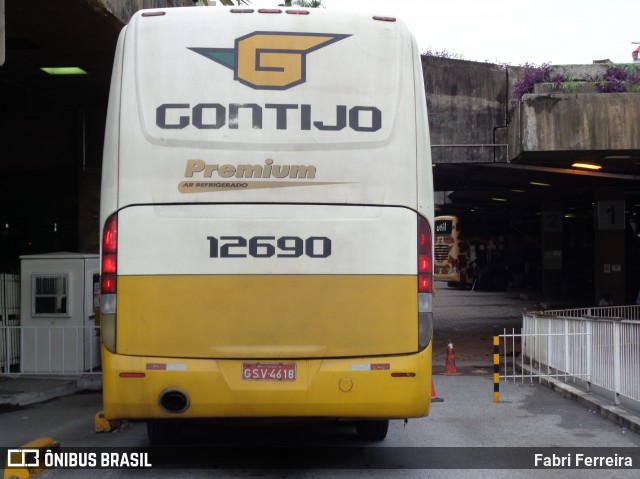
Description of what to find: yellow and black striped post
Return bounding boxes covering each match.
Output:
[493,327,500,402]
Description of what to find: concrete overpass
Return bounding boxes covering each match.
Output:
[1,1,639,304]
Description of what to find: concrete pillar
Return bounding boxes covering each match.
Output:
[76,109,104,254]
[541,203,563,296]
[594,190,625,306]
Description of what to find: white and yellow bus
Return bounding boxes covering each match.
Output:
[99,5,434,444]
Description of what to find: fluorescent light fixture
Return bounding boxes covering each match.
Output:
[572,162,602,170]
[41,67,87,75]
[530,181,550,187]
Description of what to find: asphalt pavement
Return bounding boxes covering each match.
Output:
[2,284,639,435]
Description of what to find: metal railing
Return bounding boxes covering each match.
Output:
[531,304,640,321]
[0,325,101,376]
[0,274,20,373]
[516,305,640,405]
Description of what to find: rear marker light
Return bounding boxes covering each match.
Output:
[119,372,146,379]
[142,11,166,17]
[286,10,310,15]
[391,372,416,378]
[230,9,254,13]
[258,9,282,14]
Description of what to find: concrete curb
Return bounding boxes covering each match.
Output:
[434,361,640,433]
[540,376,640,434]
[519,365,640,433]
[0,380,77,407]
[0,375,102,407]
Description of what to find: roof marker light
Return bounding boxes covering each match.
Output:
[230,9,254,13]
[286,10,310,15]
[373,16,397,22]
[141,11,166,17]
[258,9,282,14]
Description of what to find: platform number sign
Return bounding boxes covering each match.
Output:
[597,201,624,230]
[542,211,562,232]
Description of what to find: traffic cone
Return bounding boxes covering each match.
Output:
[444,338,458,375]
[431,379,444,402]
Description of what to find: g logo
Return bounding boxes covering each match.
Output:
[189,32,349,90]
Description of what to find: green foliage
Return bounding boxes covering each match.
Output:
[295,0,325,7]
[559,76,580,93]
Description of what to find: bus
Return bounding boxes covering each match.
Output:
[434,216,464,285]
[99,5,434,444]
[434,216,509,290]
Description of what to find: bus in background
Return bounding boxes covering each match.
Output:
[433,216,467,286]
[434,215,509,290]
[99,6,434,444]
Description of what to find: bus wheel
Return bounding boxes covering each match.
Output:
[355,420,389,441]
[147,420,180,445]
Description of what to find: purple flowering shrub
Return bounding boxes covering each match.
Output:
[513,63,553,100]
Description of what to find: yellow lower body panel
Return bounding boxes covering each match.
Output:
[101,345,432,421]
[116,274,418,358]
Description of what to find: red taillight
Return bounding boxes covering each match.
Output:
[102,254,116,274]
[418,254,432,273]
[101,274,117,294]
[101,214,118,294]
[103,215,118,253]
[418,216,432,293]
[418,274,432,293]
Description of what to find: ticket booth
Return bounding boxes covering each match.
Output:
[20,253,100,373]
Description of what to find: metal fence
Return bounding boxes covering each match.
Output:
[0,324,101,375]
[0,274,20,373]
[500,305,640,406]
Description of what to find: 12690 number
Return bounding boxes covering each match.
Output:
[207,235,331,258]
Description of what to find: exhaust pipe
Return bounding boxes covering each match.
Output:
[159,388,190,413]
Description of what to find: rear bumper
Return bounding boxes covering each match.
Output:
[102,345,432,420]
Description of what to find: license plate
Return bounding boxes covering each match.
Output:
[242,363,296,381]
